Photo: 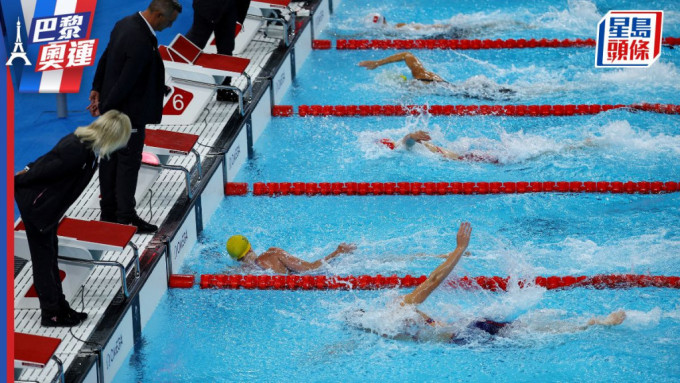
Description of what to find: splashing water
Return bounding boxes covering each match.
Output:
[534,0,602,35]
[356,118,680,165]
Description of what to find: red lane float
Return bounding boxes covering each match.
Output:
[327,38,680,50]
[225,182,248,196]
[192,274,680,290]
[283,104,680,117]
[169,274,195,288]
[333,38,597,50]
[312,39,332,49]
[229,181,680,196]
[272,105,293,117]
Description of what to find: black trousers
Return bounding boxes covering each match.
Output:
[186,0,239,56]
[23,219,67,313]
[99,127,145,221]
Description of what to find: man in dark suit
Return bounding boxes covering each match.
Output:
[186,0,250,101]
[88,0,182,233]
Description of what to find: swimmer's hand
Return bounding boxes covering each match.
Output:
[406,130,431,143]
[455,222,472,252]
[358,60,380,70]
[336,243,357,254]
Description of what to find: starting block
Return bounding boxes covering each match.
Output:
[204,14,263,56]
[15,332,64,382]
[250,0,296,46]
[160,34,252,118]
[203,0,294,55]
[137,129,201,202]
[14,218,139,309]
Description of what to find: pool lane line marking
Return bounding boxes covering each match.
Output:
[311,37,680,50]
[168,274,680,290]
[225,181,680,196]
[271,103,680,117]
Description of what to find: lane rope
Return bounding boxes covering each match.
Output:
[225,181,680,196]
[271,103,680,117]
[311,37,680,50]
[168,274,680,290]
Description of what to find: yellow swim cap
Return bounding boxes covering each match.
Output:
[226,235,251,260]
[399,74,408,82]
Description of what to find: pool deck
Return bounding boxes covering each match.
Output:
[13,15,295,383]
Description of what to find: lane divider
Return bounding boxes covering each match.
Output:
[311,37,680,50]
[225,181,680,196]
[169,274,680,291]
[271,103,680,117]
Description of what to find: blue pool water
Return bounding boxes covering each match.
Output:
[325,0,680,39]
[288,49,680,105]
[114,0,679,381]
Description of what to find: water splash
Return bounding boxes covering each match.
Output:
[534,0,602,35]
[593,120,680,155]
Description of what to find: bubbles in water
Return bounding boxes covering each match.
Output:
[623,307,662,329]
[593,120,680,155]
[535,0,601,35]
[580,61,680,92]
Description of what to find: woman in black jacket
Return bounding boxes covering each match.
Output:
[15,110,131,327]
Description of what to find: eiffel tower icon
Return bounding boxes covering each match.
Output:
[6,18,31,66]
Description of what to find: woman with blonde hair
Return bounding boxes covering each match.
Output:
[15,110,131,327]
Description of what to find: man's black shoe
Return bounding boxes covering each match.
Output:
[67,307,88,321]
[216,89,240,102]
[41,310,82,327]
[119,215,158,234]
[100,211,116,222]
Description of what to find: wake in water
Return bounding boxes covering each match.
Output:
[336,282,628,346]
[357,119,680,165]
[330,0,606,38]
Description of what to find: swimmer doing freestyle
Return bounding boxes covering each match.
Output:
[358,52,516,100]
[380,130,499,163]
[363,12,531,39]
[378,130,598,164]
[353,222,626,343]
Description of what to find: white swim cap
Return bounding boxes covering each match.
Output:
[365,13,385,27]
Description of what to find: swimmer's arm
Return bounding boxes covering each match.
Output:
[394,22,447,30]
[434,251,471,258]
[416,308,445,327]
[398,131,431,149]
[402,222,471,305]
[359,52,415,69]
[278,243,356,272]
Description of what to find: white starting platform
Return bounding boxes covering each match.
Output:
[14,218,139,309]
[137,128,201,202]
[15,332,65,382]
[161,34,252,124]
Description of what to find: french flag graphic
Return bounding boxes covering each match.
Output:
[19,0,97,93]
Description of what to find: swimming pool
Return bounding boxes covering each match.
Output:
[113,0,680,381]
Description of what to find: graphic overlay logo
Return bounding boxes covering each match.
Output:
[17,0,99,93]
[6,18,32,66]
[596,11,663,68]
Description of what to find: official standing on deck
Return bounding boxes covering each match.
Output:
[88,0,182,233]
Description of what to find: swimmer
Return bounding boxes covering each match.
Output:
[379,130,499,163]
[358,52,516,100]
[379,130,598,164]
[363,13,530,39]
[352,222,626,343]
[364,12,449,32]
[226,235,356,274]
[380,132,497,162]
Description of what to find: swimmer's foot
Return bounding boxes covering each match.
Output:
[587,310,626,327]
